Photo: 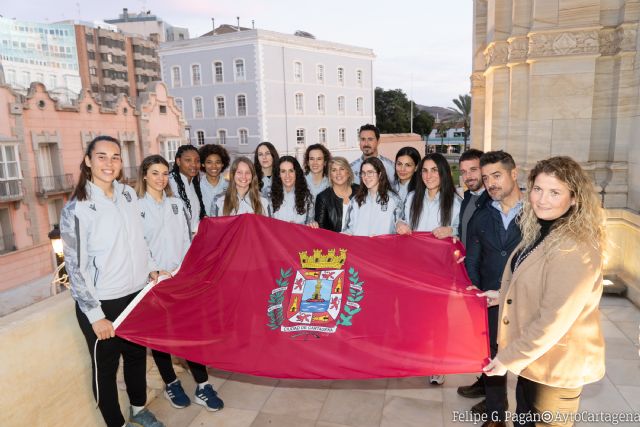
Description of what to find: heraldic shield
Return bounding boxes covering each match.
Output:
[283,249,347,334]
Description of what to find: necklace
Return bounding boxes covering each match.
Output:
[513,243,540,272]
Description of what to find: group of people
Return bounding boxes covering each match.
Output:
[61,123,606,427]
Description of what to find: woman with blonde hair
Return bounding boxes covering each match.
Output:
[482,156,606,427]
[212,157,270,217]
[314,156,359,232]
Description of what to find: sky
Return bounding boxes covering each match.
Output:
[1,0,472,107]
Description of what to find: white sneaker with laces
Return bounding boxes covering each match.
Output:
[429,375,445,385]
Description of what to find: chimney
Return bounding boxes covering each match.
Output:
[236,16,240,31]
[123,8,128,20]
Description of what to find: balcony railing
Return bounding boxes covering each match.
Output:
[0,233,16,254]
[0,179,24,202]
[35,174,74,196]
[121,166,139,184]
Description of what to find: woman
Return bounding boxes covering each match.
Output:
[136,155,224,413]
[60,136,166,427]
[198,144,230,216]
[482,156,606,427]
[254,141,279,197]
[304,143,331,198]
[270,155,315,225]
[169,145,206,232]
[213,157,270,216]
[393,146,420,202]
[342,157,403,236]
[396,153,461,239]
[315,157,359,232]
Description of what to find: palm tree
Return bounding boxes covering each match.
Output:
[448,94,471,151]
[436,121,451,153]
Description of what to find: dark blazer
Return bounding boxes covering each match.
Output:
[458,189,490,247]
[314,184,359,232]
[464,202,522,291]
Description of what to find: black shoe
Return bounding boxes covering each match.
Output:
[457,376,485,398]
[471,398,486,414]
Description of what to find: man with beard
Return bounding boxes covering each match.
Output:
[350,124,395,185]
[457,149,489,247]
[464,150,523,427]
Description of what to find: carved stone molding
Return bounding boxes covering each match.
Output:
[599,28,620,56]
[470,72,485,89]
[484,41,509,68]
[619,23,637,52]
[508,36,528,62]
[528,29,599,58]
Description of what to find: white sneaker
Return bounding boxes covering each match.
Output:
[429,375,445,385]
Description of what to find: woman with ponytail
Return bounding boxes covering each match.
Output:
[212,157,270,217]
[169,145,206,233]
[60,136,167,427]
[136,155,224,413]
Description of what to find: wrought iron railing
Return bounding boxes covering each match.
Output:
[35,174,74,195]
[0,179,24,202]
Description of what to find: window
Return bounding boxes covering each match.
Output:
[22,71,31,86]
[339,128,346,145]
[356,69,363,87]
[296,128,305,145]
[214,61,223,83]
[295,93,304,114]
[316,64,324,83]
[237,95,247,116]
[239,129,248,145]
[317,94,325,114]
[159,105,167,114]
[163,139,179,163]
[294,61,303,82]
[193,97,203,119]
[235,59,245,80]
[172,66,181,88]
[6,70,15,84]
[174,98,183,111]
[318,128,327,144]
[217,129,227,145]
[216,96,226,117]
[337,67,344,85]
[356,97,364,115]
[0,145,21,181]
[49,75,57,89]
[191,64,201,86]
[338,96,345,114]
[89,67,97,76]
[196,131,205,146]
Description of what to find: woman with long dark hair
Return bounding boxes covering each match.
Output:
[270,155,315,225]
[393,146,420,202]
[396,153,462,239]
[169,145,206,232]
[212,157,270,216]
[198,144,230,216]
[482,157,606,427]
[136,155,224,413]
[315,157,359,232]
[254,141,279,197]
[60,136,167,427]
[343,157,404,236]
[303,143,331,198]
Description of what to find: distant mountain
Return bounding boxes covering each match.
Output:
[416,105,456,122]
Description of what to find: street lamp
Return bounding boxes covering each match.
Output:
[48,225,68,294]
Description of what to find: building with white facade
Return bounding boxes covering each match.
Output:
[105,8,189,42]
[0,17,81,104]
[159,28,375,158]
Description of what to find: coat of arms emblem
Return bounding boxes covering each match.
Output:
[266,248,364,336]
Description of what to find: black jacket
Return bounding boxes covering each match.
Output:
[314,185,359,232]
[458,190,490,247]
[464,202,522,291]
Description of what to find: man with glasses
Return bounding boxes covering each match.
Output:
[350,124,395,185]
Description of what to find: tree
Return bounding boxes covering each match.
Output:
[447,94,471,151]
[374,87,434,137]
[436,121,451,152]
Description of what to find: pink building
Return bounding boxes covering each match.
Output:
[0,81,186,292]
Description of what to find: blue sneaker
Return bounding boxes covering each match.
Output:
[164,379,191,408]
[129,407,165,427]
[194,384,224,411]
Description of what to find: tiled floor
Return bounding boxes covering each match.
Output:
[146,295,640,427]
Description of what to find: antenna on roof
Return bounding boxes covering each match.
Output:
[252,20,255,29]
[211,18,215,34]
[236,16,240,31]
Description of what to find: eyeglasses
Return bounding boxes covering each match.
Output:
[359,170,379,178]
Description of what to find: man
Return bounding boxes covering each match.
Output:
[350,124,395,185]
[457,149,489,248]
[465,151,523,427]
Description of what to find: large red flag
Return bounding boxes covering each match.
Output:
[115,214,489,379]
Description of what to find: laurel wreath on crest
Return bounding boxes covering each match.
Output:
[336,267,364,326]
[266,267,292,330]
